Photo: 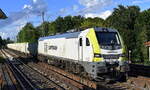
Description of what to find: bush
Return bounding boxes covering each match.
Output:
[143,60,150,66]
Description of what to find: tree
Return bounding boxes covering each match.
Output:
[42,22,50,36]
[134,9,150,61]
[17,23,39,43]
[55,16,65,33]
[47,15,84,34]
[72,15,84,29]
[48,22,57,35]
[81,17,105,29]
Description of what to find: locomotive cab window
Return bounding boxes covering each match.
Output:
[96,32,121,45]
[86,38,90,46]
[95,32,121,49]
[79,38,82,46]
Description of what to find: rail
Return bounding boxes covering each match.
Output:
[1,50,37,90]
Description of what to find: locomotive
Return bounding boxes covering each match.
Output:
[7,27,129,80]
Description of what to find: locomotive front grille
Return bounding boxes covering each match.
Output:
[103,55,119,59]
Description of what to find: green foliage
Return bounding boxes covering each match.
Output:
[106,5,140,29]
[35,15,84,36]
[53,15,84,33]
[48,22,57,35]
[36,21,50,37]
[134,9,150,61]
[144,61,150,66]
[17,23,39,43]
[81,17,105,29]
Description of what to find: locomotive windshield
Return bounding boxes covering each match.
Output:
[96,32,121,49]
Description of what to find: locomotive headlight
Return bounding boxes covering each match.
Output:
[94,53,102,57]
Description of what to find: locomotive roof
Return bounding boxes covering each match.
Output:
[39,31,82,41]
[39,27,118,41]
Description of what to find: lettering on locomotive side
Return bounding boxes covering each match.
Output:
[49,45,58,50]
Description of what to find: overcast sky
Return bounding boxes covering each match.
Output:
[0,0,150,40]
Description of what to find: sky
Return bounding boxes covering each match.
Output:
[0,0,150,40]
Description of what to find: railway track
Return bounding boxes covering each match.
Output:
[3,49,150,90]
[2,49,86,90]
[1,50,37,90]
[1,63,17,90]
[4,49,90,90]
[0,50,20,90]
[1,49,66,90]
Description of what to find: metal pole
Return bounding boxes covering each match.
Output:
[41,12,45,23]
[41,12,45,37]
[129,50,131,63]
[149,47,150,61]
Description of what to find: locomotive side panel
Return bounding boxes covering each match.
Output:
[64,38,79,61]
[38,38,79,61]
[48,38,66,58]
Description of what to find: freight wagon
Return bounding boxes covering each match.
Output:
[7,42,37,57]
